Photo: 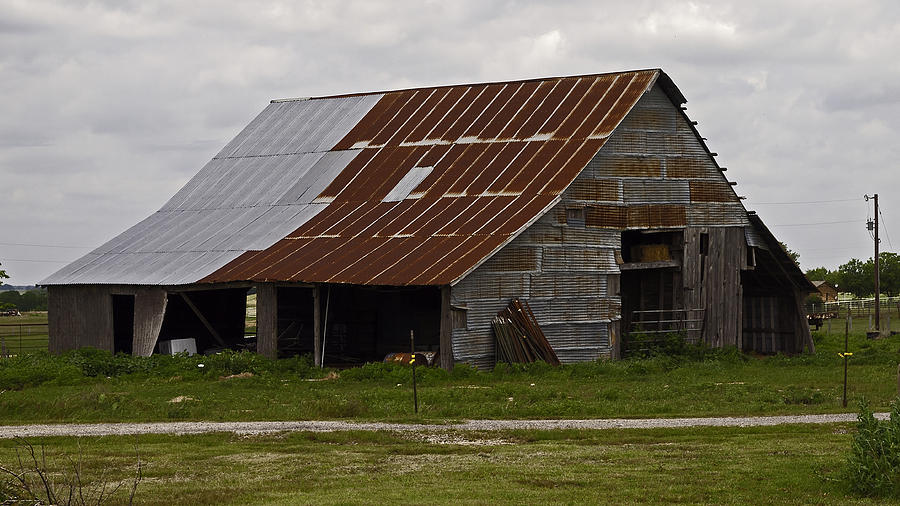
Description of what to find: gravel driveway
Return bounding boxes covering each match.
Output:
[0,413,886,439]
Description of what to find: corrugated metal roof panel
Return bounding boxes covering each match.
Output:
[45,70,665,286]
[42,96,377,285]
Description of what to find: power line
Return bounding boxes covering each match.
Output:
[0,242,93,249]
[1,258,71,264]
[751,198,859,205]
[770,219,859,227]
[879,206,893,250]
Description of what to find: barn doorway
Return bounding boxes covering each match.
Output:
[275,285,441,366]
[112,294,134,354]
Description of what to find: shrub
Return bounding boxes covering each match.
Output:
[844,399,900,497]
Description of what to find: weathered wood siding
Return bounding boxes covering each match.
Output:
[683,227,745,347]
[48,285,114,353]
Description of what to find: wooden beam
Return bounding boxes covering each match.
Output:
[440,285,453,371]
[313,285,322,367]
[255,283,278,359]
[180,292,226,348]
[133,287,167,357]
[794,288,815,354]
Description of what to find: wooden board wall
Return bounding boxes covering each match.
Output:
[48,285,114,353]
[683,227,746,347]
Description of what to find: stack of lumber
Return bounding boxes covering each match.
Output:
[491,298,560,365]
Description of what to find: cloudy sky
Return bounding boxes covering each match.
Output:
[1,0,897,285]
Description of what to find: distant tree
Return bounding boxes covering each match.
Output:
[837,258,873,297]
[877,252,900,297]
[805,267,829,281]
[779,241,800,265]
[805,266,842,290]
[0,262,7,286]
[19,290,47,311]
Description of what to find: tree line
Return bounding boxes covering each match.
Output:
[0,289,48,311]
[805,252,900,298]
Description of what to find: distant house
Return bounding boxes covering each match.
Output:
[812,281,838,302]
[42,69,815,368]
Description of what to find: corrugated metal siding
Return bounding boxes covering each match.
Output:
[623,179,690,204]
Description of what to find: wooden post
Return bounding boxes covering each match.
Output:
[313,285,322,368]
[411,330,418,414]
[439,285,453,371]
[133,288,168,356]
[843,319,849,408]
[256,283,278,359]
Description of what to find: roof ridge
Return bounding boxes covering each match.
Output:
[271,68,665,103]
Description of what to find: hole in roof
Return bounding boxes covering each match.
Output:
[382,166,433,202]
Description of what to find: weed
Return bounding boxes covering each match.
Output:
[843,399,900,497]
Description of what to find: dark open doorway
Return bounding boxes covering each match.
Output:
[276,285,441,366]
[112,294,134,354]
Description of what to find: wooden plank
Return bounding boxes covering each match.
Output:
[133,287,167,357]
[180,292,227,348]
[440,285,453,370]
[794,288,815,354]
[256,283,278,359]
[313,284,322,367]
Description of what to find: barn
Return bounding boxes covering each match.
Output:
[42,69,815,369]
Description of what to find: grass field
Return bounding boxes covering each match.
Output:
[0,324,897,425]
[0,313,898,503]
[0,311,47,356]
[0,424,890,504]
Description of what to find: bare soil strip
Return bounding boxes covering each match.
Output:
[0,413,886,439]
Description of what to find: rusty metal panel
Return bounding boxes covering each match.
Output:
[689,180,737,203]
[475,246,541,273]
[617,103,676,132]
[627,204,687,228]
[666,156,712,179]
[587,154,662,178]
[623,179,690,204]
[585,205,627,228]
[567,178,621,202]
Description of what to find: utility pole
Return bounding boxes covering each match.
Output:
[866,194,880,332]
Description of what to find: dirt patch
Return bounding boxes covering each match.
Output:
[220,372,254,381]
[167,396,197,403]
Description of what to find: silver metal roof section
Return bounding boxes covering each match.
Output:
[41,94,383,285]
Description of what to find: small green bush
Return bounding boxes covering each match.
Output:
[844,399,900,497]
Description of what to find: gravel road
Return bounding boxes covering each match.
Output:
[0,413,886,439]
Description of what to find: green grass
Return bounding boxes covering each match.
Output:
[0,424,890,505]
[0,311,47,355]
[0,325,897,424]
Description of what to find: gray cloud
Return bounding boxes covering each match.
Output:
[2,0,898,283]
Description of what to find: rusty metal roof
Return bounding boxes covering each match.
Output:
[44,69,664,286]
[205,69,661,286]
